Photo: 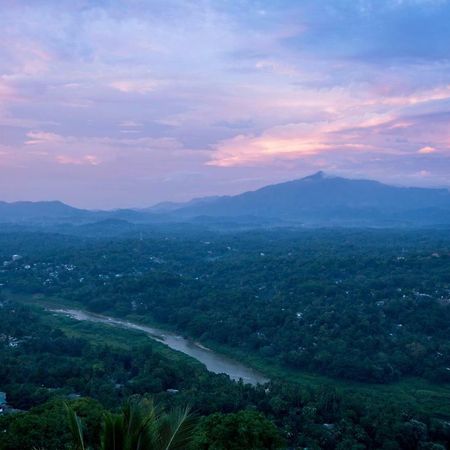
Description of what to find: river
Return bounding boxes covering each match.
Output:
[49,308,269,386]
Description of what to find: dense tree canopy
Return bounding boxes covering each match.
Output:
[1,229,449,383]
[1,228,450,449]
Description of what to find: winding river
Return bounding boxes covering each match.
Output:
[50,308,268,386]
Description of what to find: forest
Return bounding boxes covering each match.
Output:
[0,228,450,449]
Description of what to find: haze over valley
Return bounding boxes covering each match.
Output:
[2,172,450,230]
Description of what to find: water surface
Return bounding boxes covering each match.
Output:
[50,308,268,386]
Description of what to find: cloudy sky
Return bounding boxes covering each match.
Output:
[1,0,450,208]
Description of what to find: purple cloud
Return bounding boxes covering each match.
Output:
[0,0,449,207]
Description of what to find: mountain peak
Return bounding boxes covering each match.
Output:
[302,171,331,181]
[167,173,450,226]
[311,170,325,179]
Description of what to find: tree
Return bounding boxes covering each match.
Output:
[190,410,283,450]
[67,398,195,450]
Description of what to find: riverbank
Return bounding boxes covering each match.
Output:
[49,307,268,385]
[11,292,450,419]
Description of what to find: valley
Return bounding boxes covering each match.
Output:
[1,227,450,448]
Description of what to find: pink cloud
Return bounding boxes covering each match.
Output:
[364,84,450,108]
[207,114,403,167]
[418,146,437,154]
[208,132,326,167]
[56,154,101,166]
[1,1,450,207]
[109,79,159,94]
[3,39,53,76]
[0,79,18,100]
[25,131,65,145]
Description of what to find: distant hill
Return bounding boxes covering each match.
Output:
[0,200,162,225]
[147,196,222,213]
[2,173,450,229]
[0,201,88,223]
[155,172,450,226]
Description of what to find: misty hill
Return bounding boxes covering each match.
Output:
[157,172,450,226]
[2,173,450,228]
[148,196,222,213]
[0,201,89,223]
[0,201,156,226]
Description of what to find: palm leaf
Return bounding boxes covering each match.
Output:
[157,406,196,450]
[101,412,125,450]
[67,397,196,450]
[64,403,86,450]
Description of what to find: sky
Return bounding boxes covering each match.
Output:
[1,0,450,208]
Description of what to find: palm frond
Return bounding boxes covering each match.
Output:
[64,403,86,450]
[101,412,124,450]
[67,397,196,450]
[157,406,196,450]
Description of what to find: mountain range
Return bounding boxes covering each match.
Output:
[2,172,450,230]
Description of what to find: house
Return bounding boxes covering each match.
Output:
[0,392,8,415]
